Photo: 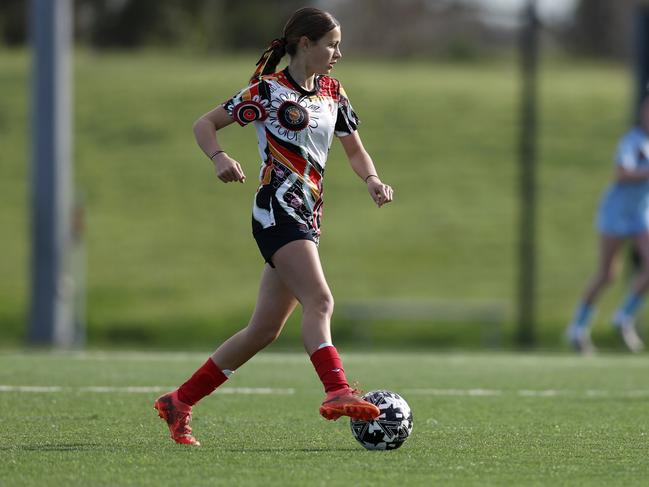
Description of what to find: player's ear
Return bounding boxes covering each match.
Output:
[298,35,311,51]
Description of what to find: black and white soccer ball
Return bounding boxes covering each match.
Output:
[350,390,413,450]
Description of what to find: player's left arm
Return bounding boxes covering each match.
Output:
[338,131,394,208]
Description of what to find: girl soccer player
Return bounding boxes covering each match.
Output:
[154,7,394,445]
[566,98,649,354]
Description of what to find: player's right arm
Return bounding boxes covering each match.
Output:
[193,105,246,184]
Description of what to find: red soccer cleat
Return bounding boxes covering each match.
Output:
[319,388,381,421]
[154,390,201,446]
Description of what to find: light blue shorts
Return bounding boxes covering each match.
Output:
[597,199,649,236]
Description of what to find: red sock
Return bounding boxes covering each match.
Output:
[177,358,229,406]
[310,345,350,394]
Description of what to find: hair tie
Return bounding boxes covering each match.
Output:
[271,37,286,49]
[251,38,287,84]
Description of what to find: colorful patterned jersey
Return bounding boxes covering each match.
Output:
[222,67,359,241]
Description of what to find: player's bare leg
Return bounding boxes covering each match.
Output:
[155,266,297,445]
[272,239,379,421]
[582,235,624,304]
[612,233,649,352]
[567,235,624,354]
[210,265,298,370]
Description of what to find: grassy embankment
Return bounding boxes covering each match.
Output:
[0,50,633,349]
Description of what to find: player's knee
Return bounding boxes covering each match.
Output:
[636,267,649,285]
[246,321,283,347]
[305,291,334,318]
[596,268,616,287]
[258,327,282,347]
[603,269,617,286]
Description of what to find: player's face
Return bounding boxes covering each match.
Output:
[306,27,342,75]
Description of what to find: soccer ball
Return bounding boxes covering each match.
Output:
[350,390,413,450]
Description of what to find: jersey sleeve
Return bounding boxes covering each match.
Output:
[334,83,360,137]
[222,81,269,127]
[615,131,640,170]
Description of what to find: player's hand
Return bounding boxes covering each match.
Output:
[367,176,393,207]
[212,153,246,183]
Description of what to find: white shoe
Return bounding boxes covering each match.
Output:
[612,314,645,353]
[566,325,597,355]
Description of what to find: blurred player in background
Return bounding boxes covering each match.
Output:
[566,98,649,354]
[154,7,393,445]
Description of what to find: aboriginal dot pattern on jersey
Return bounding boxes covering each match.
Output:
[222,67,359,239]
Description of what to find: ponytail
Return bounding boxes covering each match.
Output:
[249,8,340,84]
[250,38,286,84]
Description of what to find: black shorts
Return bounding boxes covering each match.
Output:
[253,224,318,268]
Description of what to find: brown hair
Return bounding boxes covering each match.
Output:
[250,7,340,83]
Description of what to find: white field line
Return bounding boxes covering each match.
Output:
[2,352,648,368]
[1,385,648,398]
[0,352,310,364]
[404,388,649,398]
[0,385,295,395]
[405,388,502,396]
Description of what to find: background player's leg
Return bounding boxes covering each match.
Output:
[626,232,649,295]
[582,234,625,304]
[612,232,649,352]
[567,234,624,352]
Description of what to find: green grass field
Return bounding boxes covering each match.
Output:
[2,350,648,486]
[0,49,642,348]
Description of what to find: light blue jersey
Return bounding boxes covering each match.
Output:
[597,127,649,236]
